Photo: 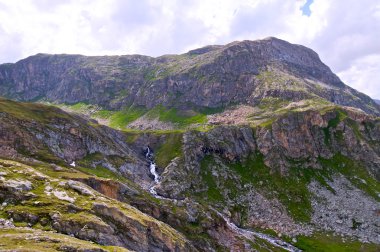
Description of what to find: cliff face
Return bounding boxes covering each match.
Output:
[154,107,380,243]
[1,37,379,115]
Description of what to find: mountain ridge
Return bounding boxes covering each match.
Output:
[0,37,379,116]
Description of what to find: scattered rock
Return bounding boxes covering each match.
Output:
[52,190,76,203]
[67,180,95,197]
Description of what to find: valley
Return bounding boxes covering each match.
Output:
[0,37,379,251]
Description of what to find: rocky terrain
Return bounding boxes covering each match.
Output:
[0,38,379,251]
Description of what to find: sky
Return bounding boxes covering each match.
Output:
[0,0,379,99]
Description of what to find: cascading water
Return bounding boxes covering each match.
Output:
[210,207,301,252]
[145,146,160,195]
[144,146,301,251]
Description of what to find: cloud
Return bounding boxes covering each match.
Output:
[0,0,378,99]
[338,54,380,100]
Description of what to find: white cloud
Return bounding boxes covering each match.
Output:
[0,0,379,99]
[338,54,380,99]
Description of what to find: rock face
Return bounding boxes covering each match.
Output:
[0,37,379,115]
[155,107,380,242]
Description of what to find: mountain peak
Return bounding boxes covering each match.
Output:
[0,39,379,115]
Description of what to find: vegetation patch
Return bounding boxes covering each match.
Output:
[154,132,184,168]
[146,105,207,126]
[321,109,347,145]
[107,107,147,129]
[0,98,71,123]
[319,154,380,201]
[198,156,224,203]
[229,153,316,222]
[295,233,379,252]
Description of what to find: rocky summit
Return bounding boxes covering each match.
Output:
[0,38,379,252]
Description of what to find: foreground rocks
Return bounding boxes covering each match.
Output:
[0,159,196,252]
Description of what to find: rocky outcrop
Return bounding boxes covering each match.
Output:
[1,38,379,115]
[159,107,379,197]
[75,176,262,251]
[0,227,131,252]
[0,159,196,252]
[155,107,380,242]
[92,202,196,252]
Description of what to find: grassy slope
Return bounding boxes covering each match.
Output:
[0,228,129,252]
[55,102,208,130]
[295,233,379,252]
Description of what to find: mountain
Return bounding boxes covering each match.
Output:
[375,99,380,105]
[0,37,379,117]
[0,38,380,251]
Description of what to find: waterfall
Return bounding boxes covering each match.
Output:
[146,146,160,195]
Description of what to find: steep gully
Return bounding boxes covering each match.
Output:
[144,147,301,252]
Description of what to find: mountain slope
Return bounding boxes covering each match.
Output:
[0,37,379,116]
[0,98,379,251]
[0,98,302,251]
[0,38,380,251]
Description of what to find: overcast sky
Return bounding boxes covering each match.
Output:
[0,0,379,99]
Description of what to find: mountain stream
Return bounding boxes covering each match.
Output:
[145,146,301,252]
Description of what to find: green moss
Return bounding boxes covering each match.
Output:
[124,131,140,144]
[108,107,147,129]
[323,109,348,145]
[198,156,224,202]
[0,97,71,123]
[296,233,380,252]
[147,105,207,126]
[0,228,130,251]
[234,154,315,222]
[76,165,122,181]
[319,154,380,201]
[154,133,183,168]
[76,154,125,181]
[346,118,362,139]
[93,109,114,119]
[258,97,290,111]
[258,118,276,129]
[69,102,91,111]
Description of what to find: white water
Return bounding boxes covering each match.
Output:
[144,146,301,251]
[70,161,76,167]
[146,146,160,195]
[211,207,301,252]
[150,162,160,183]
